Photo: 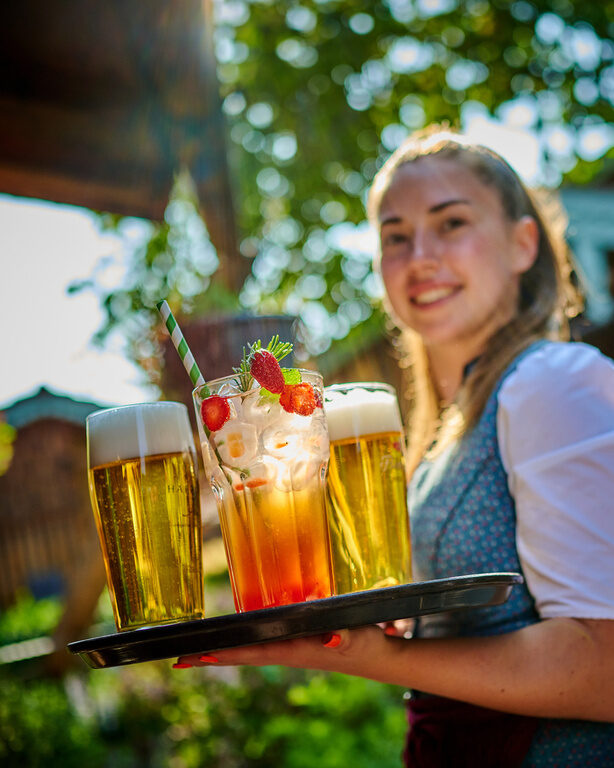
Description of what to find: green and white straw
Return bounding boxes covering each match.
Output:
[156,301,206,389]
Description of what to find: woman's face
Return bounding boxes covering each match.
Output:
[377,156,537,357]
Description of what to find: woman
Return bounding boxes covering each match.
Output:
[175,128,614,766]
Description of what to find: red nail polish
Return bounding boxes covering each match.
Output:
[199,654,219,663]
[172,662,192,669]
[322,632,341,648]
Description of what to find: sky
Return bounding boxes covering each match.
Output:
[0,116,546,412]
[0,195,155,410]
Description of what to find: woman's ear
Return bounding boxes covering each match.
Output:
[512,215,539,274]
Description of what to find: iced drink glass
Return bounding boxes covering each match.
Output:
[324,382,412,594]
[193,371,333,612]
[86,402,204,631]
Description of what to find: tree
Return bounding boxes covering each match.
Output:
[76,0,614,375]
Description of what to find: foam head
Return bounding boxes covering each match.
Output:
[324,385,403,442]
[87,402,195,467]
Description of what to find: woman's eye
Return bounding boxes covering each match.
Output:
[442,217,465,232]
[382,232,406,246]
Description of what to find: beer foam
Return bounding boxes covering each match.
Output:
[324,387,403,442]
[87,402,194,467]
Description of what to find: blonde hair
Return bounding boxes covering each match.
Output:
[368,127,583,474]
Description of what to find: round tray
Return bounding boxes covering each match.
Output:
[68,572,522,669]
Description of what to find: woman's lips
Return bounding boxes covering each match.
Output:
[410,285,460,306]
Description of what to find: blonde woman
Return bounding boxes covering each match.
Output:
[176,128,614,767]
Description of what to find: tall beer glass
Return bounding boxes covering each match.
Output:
[86,402,204,631]
[324,382,411,594]
[193,371,333,612]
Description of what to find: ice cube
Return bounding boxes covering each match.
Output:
[216,379,242,397]
[214,421,258,468]
[273,451,323,492]
[262,423,302,459]
[241,388,279,428]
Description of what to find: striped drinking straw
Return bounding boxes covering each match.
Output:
[156,301,207,391]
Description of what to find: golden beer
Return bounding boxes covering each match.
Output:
[87,403,204,631]
[324,383,412,594]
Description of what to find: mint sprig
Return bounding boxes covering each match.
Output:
[232,335,294,392]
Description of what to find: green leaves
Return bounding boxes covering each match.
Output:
[76,0,614,375]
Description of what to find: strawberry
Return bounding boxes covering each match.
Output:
[279,384,294,413]
[201,395,231,432]
[250,349,285,394]
[314,389,323,409]
[290,382,317,415]
[279,382,317,416]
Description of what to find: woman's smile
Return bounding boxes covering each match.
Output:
[408,282,462,307]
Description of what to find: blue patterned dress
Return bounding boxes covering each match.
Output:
[409,344,614,766]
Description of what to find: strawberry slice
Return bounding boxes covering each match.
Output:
[250,349,285,394]
[279,382,317,416]
[201,395,231,432]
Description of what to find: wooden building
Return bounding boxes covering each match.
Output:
[0,388,107,672]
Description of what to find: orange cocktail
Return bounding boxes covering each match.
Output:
[193,367,333,612]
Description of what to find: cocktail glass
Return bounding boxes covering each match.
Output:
[193,371,333,612]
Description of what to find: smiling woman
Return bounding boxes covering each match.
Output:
[377,171,533,359]
[367,130,582,468]
[175,127,614,768]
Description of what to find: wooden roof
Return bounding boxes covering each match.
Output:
[0,0,239,279]
[2,386,107,429]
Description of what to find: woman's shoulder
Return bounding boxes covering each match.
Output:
[497,340,614,459]
[514,339,614,376]
[503,340,614,400]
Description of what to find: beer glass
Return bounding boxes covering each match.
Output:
[193,371,333,612]
[86,402,204,631]
[324,382,412,594]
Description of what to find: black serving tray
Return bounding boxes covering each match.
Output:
[68,572,522,669]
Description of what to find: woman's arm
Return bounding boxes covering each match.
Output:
[177,616,614,722]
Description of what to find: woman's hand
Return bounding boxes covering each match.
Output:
[173,624,407,680]
[174,617,614,723]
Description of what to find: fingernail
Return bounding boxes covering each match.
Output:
[172,662,193,669]
[322,632,341,648]
[199,654,219,663]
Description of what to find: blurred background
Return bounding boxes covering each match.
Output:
[1,0,614,765]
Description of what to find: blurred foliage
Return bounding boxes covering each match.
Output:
[0,676,106,768]
[74,0,614,368]
[0,414,16,476]
[0,597,406,768]
[0,592,63,645]
[0,664,406,768]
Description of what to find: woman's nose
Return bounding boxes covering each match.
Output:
[409,230,437,266]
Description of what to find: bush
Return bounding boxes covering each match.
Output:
[84,661,407,768]
[0,675,105,768]
[0,592,407,767]
[0,661,407,768]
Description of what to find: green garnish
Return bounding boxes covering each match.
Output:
[232,335,294,392]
